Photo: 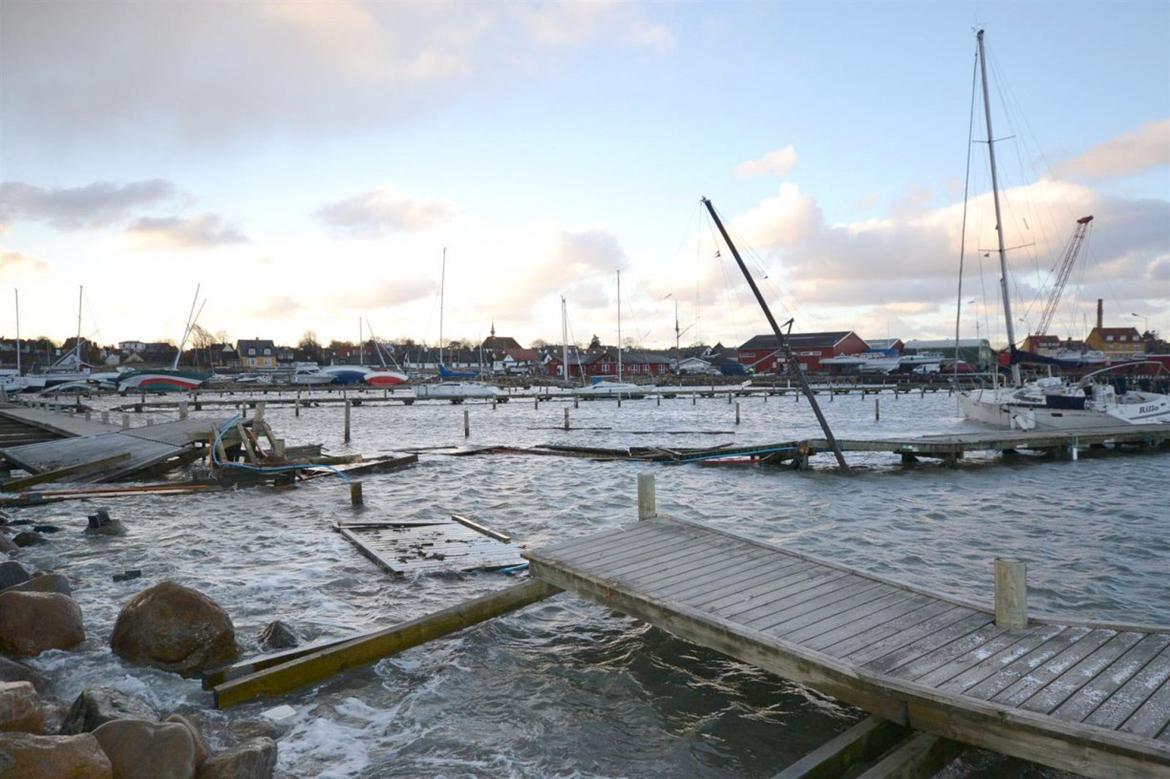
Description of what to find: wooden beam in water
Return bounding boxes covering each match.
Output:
[773,717,908,779]
[0,451,132,491]
[213,579,561,708]
[853,732,965,779]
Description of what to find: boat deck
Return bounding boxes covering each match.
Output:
[524,517,1170,778]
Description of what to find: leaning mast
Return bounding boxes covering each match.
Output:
[976,30,1020,387]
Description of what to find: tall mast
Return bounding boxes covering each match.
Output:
[173,284,201,370]
[439,247,446,367]
[674,299,680,375]
[14,290,20,375]
[702,197,850,473]
[977,30,1020,386]
[616,270,622,382]
[359,318,364,366]
[75,285,83,365]
[561,296,569,382]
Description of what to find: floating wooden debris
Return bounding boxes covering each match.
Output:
[335,513,524,575]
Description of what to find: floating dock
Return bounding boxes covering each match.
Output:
[524,515,1170,778]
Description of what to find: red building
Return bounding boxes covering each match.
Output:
[547,348,671,378]
[737,331,868,373]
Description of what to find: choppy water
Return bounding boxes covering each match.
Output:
[11,389,1169,777]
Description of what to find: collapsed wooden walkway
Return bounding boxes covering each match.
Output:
[524,515,1170,778]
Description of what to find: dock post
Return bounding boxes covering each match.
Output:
[179,401,189,420]
[735,401,741,425]
[994,559,1028,630]
[492,398,497,411]
[728,392,732,405]
[875,397,880,421]
[463,409,470,438]
[295,391,300,417]
[574,397,579,409]
[101,411,109,425]
[534,397,538,410]
[121,414,130,430]
[350,481,363,507]
[656,396,660,407]
[637,473,656,520]
[564,407,570,431]
[344,399,351,443]
[692,395,696,406]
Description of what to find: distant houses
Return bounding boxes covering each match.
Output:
[237,339,276,370]
[737,331,868,373]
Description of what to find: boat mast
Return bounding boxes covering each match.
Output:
[977,30,1020,387]
[439,247,446,368]
[359,318,364,366]
[75,285,83,366]
[173,285,202,370]
[560,296,569,382]
[701,197,850,473]
[674,298,681,376]
[14,290,20,376]
[616,270,622,382]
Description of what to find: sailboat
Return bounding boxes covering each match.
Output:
[1,291,30,393]
[955,31,1169,429]
[117,287,210,393]
[578,270,641,399]
[417,249,500,401]
[360,318,408,387]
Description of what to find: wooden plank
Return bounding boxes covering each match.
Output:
[615,543,779,594]
[759,586,907,637]
[1053,635,1170,724]
[959,626,1094,701]
[838,610,986,666]
[1086,645,1170,731]
[772,717,908,779]
[595,535,754,582]
[686,558,823,609]
[910,626,1065,688]
[214,580,560,708]
[870,620,1003,677]
[1120,672,1170,739]
[991,629,1118,708]
[1,451,131,490]
[853,731,965,779]
[937,626,1083,695]
[716,571,856,623]
[450,514,511,543]
[655,554,808,601]
[810,599,954,655]
[1019,632,1143,715]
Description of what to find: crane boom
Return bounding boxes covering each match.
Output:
[1037,215,1093,335]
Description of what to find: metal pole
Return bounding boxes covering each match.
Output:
[977,30,1020,387]
[701,197,849,472]
[616,270,623,382]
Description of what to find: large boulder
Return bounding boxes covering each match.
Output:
[0,732,112,778]
[0,561,30,589]
[0,591,86,657]
[92,719,198,779]
[3,572,72,596]
[166,713,208,766]
[0,681,43,733]
[0,535,17,554]
[0,656,49,691]
[110,582,237,677]
[11,532,45,547]
[196,737,276,779]
[59,687,158,735]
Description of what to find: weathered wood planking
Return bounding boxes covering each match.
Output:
[0,405,118,437]
[524,517,1170,778]
[335,518,524,576]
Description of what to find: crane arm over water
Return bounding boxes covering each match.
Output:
[1037,215,1093,335]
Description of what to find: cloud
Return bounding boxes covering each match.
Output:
[0,179,175,230]
[313,187,460,237]
[731,182,821,247]
[125,213,248,250]
[734,146,797,178]
[1,2,674,143]
[1055,119,1170,180]
[0,250,48,274]
[491,228,628,310]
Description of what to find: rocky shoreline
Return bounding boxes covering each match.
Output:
[0,509,280,779]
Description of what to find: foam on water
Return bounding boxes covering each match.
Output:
[10,389,1165,777]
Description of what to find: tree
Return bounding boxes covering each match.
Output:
[588,334,601,349]
[299,330,320,349]
[529,338,548,349]
[188,324,215,350]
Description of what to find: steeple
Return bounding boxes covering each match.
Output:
[490,321,496,338]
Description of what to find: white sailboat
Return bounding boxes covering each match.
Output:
[1,290,30,393]
[579,269,641,399]
[955,31,1169,430]
[417,248,499,401]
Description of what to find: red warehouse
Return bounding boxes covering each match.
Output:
[737,331,868,374]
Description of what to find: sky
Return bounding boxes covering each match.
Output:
[1,0,1167,352]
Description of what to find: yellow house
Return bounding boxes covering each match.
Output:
[236,338,276,369]
[1085,327,1143,361]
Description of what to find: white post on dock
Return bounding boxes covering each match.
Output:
[121,413,129,430]
[179,401,189,420]
[563,407,569,431]
[735,401,741,425]
[463,408,470,438]
[637,473,656,521]
[492,398,497,411]
[101,411,109,425]
[994,559,1028,630]
[343,399,351,444]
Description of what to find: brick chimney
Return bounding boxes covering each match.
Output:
[1096,298,1103,330]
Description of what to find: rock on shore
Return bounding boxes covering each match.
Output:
[110,582,237,677]
[0,732,113,778]
[0,591,86,657]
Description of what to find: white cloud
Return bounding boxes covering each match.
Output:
[0,180,175,230]
[734,146,797,178]
[0,249,48,275]
[313,187,461,237]
[1055,119,1170,180]
[125,213,248,250]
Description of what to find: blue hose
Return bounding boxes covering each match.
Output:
[211,414,352,483]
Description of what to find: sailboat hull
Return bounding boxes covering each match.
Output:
[118,370,207,393]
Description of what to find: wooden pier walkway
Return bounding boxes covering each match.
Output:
[524,516,1170,778]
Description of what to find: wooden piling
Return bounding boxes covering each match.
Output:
[735,401,740,425]
[637,473,656,520]
[295,391,300,417]
[874,398,880,422]
[344,399,351,443]
[463,409,470,438]
[84,411,91,421]
[534,397,538,410]
[994,559,1027,630]
[574,397,579,409]
[101,411,109,425]
[212,580,560,708]
[563,407,570,431]
[350,481,363,507]
[121,414,130,430]
[179,401,189,420]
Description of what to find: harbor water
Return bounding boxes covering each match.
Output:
[11,389,1169,777]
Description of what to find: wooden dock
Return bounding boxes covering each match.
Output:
[524,515,1170,778]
